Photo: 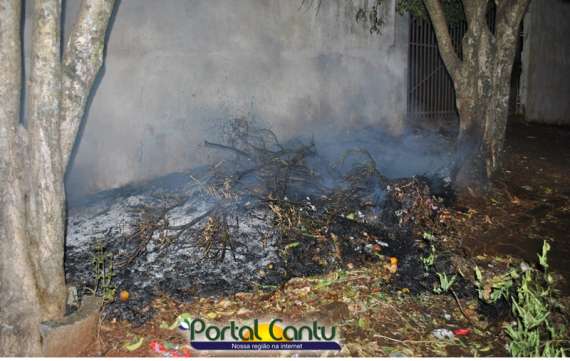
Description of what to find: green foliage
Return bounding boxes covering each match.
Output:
[420,232,455,294]
[91,242,116,303]
[504,241,567,357]
[396,0,466,24]
[422,231,437,242]
[474,241,567,356]
[422,244,436,271]
[433,272,457,294]
[474,264,518,304]
[421,232,438,272]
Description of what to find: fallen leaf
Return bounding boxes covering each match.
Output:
[236,308,252,317]
[123,336,144,351]
[217,299,232,308]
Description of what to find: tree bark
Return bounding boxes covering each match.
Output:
[0,0,116,356]
[0,0,43,355]
[482,0,531,176]
[424,0,530,190]
[61,0,116,169]
[27,0,67,321]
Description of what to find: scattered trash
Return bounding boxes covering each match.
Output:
[376,240,389,247]
[452,328,471,337]
[149,340,167,355]
[431,328,455,340]
[160,312,192,330]
[149,340,191,357]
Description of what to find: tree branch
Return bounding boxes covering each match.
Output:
[463,0,489,28]
[496,0,530,30]
[0,0,22,132]
[60,0,116,170]
[423,0,462,80]
[495,0,530,69]
[0,4,42,352]
[26,0,68,321]
[27,0,62,153]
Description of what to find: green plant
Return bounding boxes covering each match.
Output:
[422,244,437,271]
[422,231,437,242]
[91,242,116,303]
[474,265,518,304]
[420,233,474,324]
[421,232,438,271]
[505,241,567,357]
[433,272,457,294]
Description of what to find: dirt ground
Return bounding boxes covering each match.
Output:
[457,122,570,293]
[83,121,570,357]
[85,263,509,357]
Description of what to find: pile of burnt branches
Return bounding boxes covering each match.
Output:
[116,119,451,283]
[67,118,460,324]
[203,118,321,200]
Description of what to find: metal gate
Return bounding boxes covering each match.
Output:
[407,6,522,125]
[407,15,466,124]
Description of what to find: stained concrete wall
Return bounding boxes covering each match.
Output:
[521,0,570,125]
[60,0,409,197]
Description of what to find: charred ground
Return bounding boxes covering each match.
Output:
[63,120,570,356]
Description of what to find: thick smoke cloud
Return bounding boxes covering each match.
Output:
[64,0,451,201]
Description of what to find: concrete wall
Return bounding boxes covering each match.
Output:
[60,0,409,197]
[521,0,570,125]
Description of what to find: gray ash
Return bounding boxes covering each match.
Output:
[64,120,450,325]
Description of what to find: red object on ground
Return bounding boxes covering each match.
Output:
[149,340,166,353]
[453,328,471,336]
[149,340,191,357]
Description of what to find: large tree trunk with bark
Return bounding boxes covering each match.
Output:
[0,0,115,356]
[424,0,530,189]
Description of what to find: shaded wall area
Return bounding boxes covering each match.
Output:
[62,0,409,197]
[521,0,570,125]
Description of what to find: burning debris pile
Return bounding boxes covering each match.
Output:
[65,119,453,325]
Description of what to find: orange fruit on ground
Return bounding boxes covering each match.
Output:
[119,290,129,302]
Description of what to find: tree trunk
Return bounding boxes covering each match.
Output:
[0,0,116,356]
[452,5,497,187]
[0,0,44,355]
[27,0,67,321]
[424,0,530,190]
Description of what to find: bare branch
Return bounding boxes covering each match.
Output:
[60,0,116,169]
[423,0,462,79]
